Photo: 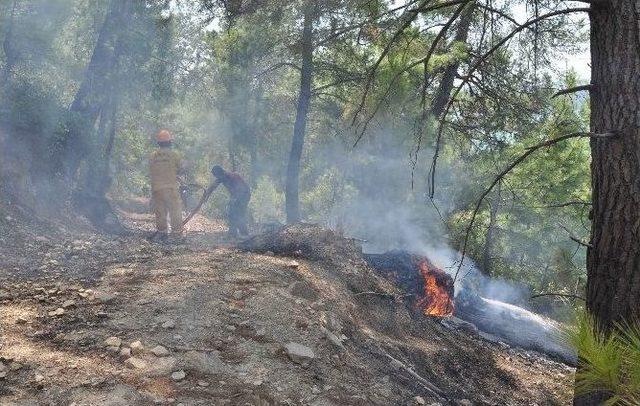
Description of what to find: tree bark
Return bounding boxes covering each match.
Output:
[575,1,640,404]
[285,1,314,223]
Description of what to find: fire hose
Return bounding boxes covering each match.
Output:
[179,181,205,207]
[182,182,215,227]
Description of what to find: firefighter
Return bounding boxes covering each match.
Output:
[208,165,251,238]
[149,129,183,242]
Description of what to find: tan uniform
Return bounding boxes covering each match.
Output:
[149,148,182,234]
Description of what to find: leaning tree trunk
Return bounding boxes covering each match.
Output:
[575,1,640,404]
[65,0,131,234]
[285,1,314,224]
[62,0,128,183]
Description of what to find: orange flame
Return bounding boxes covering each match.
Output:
[415,260,454,317]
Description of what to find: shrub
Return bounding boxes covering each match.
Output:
[249,176,284,224]
[567,312,640,405]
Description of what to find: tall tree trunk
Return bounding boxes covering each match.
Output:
[62,0,130,184]
[150,14,173,123]
[285,1,314,223]
[482,180,501,276]
[575,1,640,404]
[83,93,117,200]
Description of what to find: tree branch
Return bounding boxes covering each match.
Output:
[255,62,301,78]
[315,0,422,47]
[381,351,446,400]
[530,292,585,301]
[351,0,431,131]
[428,7,591,198]
[453,131,616,282]
[552,84,594,98]
[352,1,470,145]
[557,222,593,248]
[474,4,536,33]
[410,0,474,13]
[354,291,415,299]
[564,0,607,5]
[534,200,592,208]
[312,76,362,93]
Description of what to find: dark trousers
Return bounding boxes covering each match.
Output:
[227,191,250,237]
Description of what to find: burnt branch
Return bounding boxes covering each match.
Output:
[354,291,415,299]
[453,131,616,282]
[381,350,447,401]
[167,345,219,352]
[552,84,594,98]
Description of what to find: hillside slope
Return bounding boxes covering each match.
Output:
[0,201,575,405]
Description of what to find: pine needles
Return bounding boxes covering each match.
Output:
[567,313,640,405]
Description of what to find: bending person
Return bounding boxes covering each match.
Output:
[207,165,251,238]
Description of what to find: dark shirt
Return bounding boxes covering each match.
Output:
[217,172,250,198]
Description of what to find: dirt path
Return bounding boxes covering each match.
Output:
[0,206,576,405]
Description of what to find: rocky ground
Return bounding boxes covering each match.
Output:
[0,200,576,405]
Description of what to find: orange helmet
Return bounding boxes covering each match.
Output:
[156,129,173,142]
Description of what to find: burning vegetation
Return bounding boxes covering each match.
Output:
[242,225,574,363]
[364,251,455,317]
[415,259,455,317]
[364,249,576,364]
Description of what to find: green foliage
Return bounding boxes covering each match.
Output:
[250,176,285,223]
[111,126,150,196]
[567,313,640,405]
[301,168,348,221]
[442,69,590,311]
[0,78,73,177]
[2,80,63,134]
